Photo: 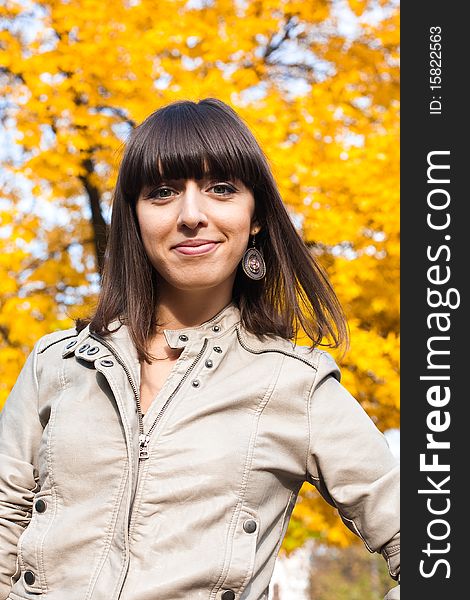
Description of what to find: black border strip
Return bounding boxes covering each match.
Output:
[401,3,466,596]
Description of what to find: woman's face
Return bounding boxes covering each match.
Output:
[136,176,258,293]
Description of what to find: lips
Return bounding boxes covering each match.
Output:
[173,239,219,248]
[172,240,221,256]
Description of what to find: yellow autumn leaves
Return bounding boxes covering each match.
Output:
[0,0,399,551]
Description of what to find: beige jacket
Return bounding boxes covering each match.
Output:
[0,301,400,600]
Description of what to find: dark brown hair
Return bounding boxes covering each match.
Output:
[76,97,349,363]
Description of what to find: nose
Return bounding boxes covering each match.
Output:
[176,181,209,230]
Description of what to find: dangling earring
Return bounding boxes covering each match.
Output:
[242,233,266,280]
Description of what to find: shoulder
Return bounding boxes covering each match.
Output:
[235,325,341,384]
[30,325,96,383]
[35,324,83,356]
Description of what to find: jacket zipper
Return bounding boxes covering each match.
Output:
[89,332,143,432]
[89,332,208,460]
[138,338,208,459]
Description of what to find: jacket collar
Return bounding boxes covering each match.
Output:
[64,300,241,362]
[161,300,241,349]
[62,301,241,389]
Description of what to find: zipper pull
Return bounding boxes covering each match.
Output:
[139,434,151,460]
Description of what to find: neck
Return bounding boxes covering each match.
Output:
[155,284,235,331]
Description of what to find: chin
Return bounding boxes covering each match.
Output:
[155,262,238,291]
[171,279,226,292]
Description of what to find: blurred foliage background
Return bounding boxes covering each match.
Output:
[306,541,393,600]
[0,0,399,563]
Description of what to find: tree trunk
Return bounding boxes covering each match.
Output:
[79,158,108,276]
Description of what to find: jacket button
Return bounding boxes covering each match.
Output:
[205,359,213,368]
[213,346,222,353]
[78,343,90,353]
[179,334,188,342]
[65,340,77,349]
[86,346,99,355]
[35,499,47,513]
[212,324,221,332]
[100,359,114,367]
[24,571,35,585]
[192,380,200,387]
[243,519,257,533]
[221,591,235,600]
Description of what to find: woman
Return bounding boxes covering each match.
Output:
[0,98,400,600]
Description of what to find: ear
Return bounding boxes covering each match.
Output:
[250,216,260,236]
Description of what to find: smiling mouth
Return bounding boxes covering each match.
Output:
[172,242,220,256]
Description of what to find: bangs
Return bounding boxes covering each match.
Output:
[118,100,264,201]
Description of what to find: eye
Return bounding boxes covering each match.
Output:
[210,183,237,195]
[145,186,175,200]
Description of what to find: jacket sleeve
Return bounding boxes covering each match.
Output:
[0,341,43,600]
[306,351,400,600]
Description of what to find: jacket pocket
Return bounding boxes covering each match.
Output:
[16,490,53,595]
[213,506,260,600]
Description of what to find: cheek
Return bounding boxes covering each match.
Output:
[137,208,171,248]
[224,217,252,255]
[220,206,253,239]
